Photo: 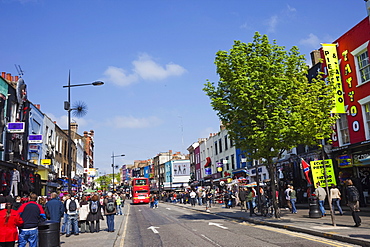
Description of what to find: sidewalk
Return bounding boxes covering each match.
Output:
[169,201,370,246]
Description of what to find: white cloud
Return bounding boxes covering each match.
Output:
[107,115,163,129]
[299,33,321,48]
[266,15,278,33]
[286,4,296,13]
[103,66,138,87]
[103,53,186,86]
[133,53,186,80]
[240,22,251,30]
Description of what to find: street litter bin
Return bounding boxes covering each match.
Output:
[38,220,60,247]
[308,196,321,218]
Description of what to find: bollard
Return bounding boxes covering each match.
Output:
[308,196,321,218]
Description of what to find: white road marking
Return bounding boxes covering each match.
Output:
[147,226,160,234]
[209,222,228,229]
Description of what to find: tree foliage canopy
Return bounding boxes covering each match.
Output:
[204,32,337,162]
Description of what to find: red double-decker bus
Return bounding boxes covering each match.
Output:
[131,177,150,204]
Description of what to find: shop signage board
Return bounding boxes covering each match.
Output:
[310,159,337,187]
[7,122,24,133]
[29,134,42,143]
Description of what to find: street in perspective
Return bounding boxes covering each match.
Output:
[1,1,370,247]
[61,198,369,247]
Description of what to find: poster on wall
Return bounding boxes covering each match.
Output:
[173,162,190,176]
[310,159,337,187]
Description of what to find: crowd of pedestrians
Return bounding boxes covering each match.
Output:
[0,191,126,247]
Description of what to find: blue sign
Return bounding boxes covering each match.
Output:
[7,122,24,133]
[29,134,43,143]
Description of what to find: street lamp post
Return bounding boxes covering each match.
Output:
[63,71,104,194]
[112,152,125,191]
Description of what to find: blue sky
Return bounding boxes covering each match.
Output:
[0,0,367,174]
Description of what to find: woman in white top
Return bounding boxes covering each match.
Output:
[330,184,343,215]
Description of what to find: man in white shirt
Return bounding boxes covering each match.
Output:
[190,190,197,207]
[284,185,292,212]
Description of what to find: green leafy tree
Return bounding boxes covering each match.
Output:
[95,175,111,191]
[204,32,337,217]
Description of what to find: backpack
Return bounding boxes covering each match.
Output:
[69,199,77,212]
[106,199,115,213]
[347,186,360,202]
[91,201,98,214]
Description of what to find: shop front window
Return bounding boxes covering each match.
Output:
[338,114,350,145]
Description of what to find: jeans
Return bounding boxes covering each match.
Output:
[318,200,326,216]
[66,214,79,235]
[190,198,196,206]
[18,228,38,247]
[332,198,343,215]
[291,198,297,213]
[106,214,115,232]
[248,201,254,216]
[154,200,158,208]
[61,212,68,234]
[240,200,247,211]
[198,198,202,206]
[116,204,122,215]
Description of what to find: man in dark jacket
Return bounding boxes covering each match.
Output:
[239,187,247,212]
[45,192,64,222]
[18,193,46,247]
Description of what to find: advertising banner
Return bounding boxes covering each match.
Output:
[322,44,346,114]
[310,159,337,187]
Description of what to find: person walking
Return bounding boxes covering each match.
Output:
[238,187,247,212]
[153,193,159,209]
[64,194,80,237]
[120,193,126,208]
[345,179,361,227]
[197,189,203,206]
[78,196,90,233]
[289,186,297,214]
[205,190,212,212]
[0,197,24,247]
[330,184,343,215]
[45,192,64,223]
[17,193,46,247]
[115,194,122,215]
[284,185,292,212]
[189,190,197,207]
[86,194,103,233]
[314,182,327,217]
[104,192,117,232]
[247,188,254,217]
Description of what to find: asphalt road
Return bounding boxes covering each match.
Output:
[120,202,360,247]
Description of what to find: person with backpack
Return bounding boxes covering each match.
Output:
[345,179,361,227]
[86,194,103,233]
[104,192,117,232]
[64,194,80,237]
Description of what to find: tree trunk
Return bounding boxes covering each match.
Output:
[267,162,280,218]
